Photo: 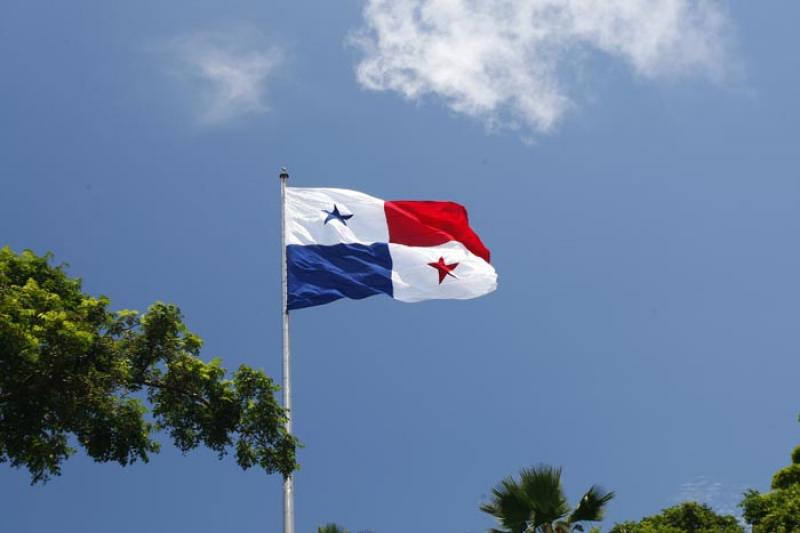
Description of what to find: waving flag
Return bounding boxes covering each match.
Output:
[286,187,497,310]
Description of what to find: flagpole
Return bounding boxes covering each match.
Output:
[279,167,294,533]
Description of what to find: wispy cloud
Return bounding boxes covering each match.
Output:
[168,28,283,125]
[675,476,747,521]
[352,0,737,135]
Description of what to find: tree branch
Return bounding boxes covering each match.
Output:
[131,378,211,408]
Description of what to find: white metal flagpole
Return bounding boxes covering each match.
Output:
[279,167,294,533]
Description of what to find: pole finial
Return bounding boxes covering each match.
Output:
[280,167,289,180]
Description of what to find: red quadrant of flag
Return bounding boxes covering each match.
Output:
[384,200,491,263]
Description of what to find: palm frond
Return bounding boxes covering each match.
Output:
[518,465,570,528]
[567,485,615,524]
[480,475,535,533]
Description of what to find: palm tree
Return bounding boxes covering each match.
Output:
[318,525,349,533]
[480,465,614,533]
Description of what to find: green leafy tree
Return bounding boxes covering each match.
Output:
[609,502,743,533]
[480,465,614,533]
[0,247,297,483]
[740,438,800,532]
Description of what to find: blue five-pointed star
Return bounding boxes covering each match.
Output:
[322,204,354,225]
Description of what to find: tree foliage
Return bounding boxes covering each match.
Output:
[609,502,743,533]
[740,441,800,532]
[0,247,297,483]
[480,464,613,533]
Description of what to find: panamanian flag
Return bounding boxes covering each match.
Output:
[286,188,497,310]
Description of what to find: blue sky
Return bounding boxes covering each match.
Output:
[2,1,799,532]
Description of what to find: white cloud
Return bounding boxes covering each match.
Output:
[352,0,735,134]
[170,29,283,125]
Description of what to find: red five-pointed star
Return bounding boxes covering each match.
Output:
[428,256,459,284]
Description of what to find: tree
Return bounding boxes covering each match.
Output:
[318,525,349,533]
[740,439,800,532]
[317,525,375,533]
[0,247,297,483]
[609,502,743,533]
[480,464,614,533]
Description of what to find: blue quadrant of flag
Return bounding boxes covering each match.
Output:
[287,243,394,310]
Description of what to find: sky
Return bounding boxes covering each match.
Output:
[2,1,799,532]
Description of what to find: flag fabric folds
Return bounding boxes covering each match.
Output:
[286,187,497,310]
